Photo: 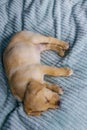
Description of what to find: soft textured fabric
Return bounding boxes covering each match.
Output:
[0,0,87,130]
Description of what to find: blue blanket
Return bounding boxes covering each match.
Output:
[0,0,87,130]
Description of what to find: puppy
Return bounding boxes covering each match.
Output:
[3,31,73,116]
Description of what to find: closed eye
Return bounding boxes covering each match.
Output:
[45,96,50,103]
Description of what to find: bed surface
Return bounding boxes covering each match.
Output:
[0,0,87,130]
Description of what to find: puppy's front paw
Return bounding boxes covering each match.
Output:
[57,87,64,95]
[53,85,64,95]
[65,68,73,76]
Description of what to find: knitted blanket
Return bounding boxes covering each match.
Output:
[0,0,87,130]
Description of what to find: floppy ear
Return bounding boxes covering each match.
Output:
[23,80,44,115]
[23,107,41,116]
[29,111,41,116]
[23,82,33,115]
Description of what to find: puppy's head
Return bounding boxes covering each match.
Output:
[23,80,59,116]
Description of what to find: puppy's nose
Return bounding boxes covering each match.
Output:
[56,100,60,106]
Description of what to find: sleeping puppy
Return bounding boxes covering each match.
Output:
[3,31,73,116]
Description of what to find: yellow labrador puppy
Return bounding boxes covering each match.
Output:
[3,31,73,116]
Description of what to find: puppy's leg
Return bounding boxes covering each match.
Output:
[43,43,67,56]
[40,65,73,77]
[31,33,69,49]
[45,83,63,95]
[30,33,69,56]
